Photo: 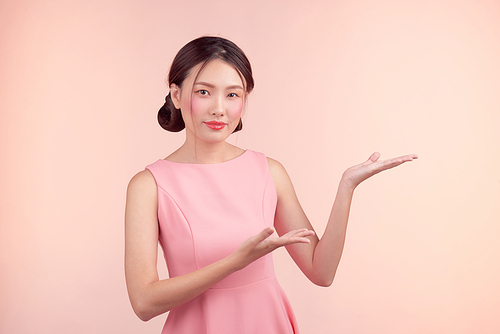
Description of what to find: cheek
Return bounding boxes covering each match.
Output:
[227,100,244,119]
[190,97,205,116]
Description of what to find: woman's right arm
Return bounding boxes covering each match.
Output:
[124,170,313,321]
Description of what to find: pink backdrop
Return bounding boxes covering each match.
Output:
[1,0,499,333]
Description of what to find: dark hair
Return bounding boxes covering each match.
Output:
[158,36,254,132]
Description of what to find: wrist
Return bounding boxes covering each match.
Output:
[224,251,246,273]
[339,176,357,193]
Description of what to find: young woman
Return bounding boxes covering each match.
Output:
[124,36,417,334]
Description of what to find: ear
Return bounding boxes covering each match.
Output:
[170,83,181,109]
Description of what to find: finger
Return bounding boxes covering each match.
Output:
[363,152,381,165]
[404,154,418,160]
[250,227,275,245]
[396,154,418,161]
[282,235,313,245]
[390,154,418,164]
[370,152,381,162]
[282,228,315,238]
[374,154,418,172]
[270,236,311,248]
[375,159,405,171]
[275,229,315,246]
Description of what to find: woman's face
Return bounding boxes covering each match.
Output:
[170,59,245,144]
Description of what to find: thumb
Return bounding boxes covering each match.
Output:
[369,152,381,162]
[253,227,274,243]
[364,152,381,165]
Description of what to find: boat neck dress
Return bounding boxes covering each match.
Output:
[145,150,299,334]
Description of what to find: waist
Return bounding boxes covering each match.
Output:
[210,254,276,289]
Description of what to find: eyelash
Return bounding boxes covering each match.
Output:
[195,90,240,98]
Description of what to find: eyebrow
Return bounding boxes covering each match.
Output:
[194,81,244,90]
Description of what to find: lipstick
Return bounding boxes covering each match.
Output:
[204,121,226,130]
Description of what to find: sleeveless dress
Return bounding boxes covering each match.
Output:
[145,150,299,334]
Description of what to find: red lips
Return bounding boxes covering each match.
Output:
[204,121,226,130]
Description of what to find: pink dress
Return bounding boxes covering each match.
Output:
[146,150,299,334]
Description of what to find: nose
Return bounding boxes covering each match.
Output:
[211,94,225,117]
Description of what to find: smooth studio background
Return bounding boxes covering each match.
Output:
[1,0,499,333]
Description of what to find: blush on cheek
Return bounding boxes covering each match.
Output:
[228,101,244,118]
[189,97,207,116]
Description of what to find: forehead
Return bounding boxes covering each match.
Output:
[190,59,244,87]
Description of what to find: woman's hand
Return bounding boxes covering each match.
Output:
[341,152,418,190]
[230,227,315,271]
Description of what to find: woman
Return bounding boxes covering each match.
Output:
[124,36,417,333]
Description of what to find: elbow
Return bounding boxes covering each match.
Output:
[127,283,172,321]
[313,277,334,287]
[131,298,163,322]
[132,301,153,322]
[309,271,336,287]
[318,280,334,288]
[136,310,154,322]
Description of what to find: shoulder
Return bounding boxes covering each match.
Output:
[266,157,295,195]
[127,169,157,199]
[266,156,287,176]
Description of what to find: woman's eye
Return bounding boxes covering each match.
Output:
[228,93,239,98]
[197,90,209,95]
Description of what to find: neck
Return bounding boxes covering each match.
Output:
[170,138,241,164]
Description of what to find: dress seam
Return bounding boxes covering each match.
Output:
[148,165,202,271]
[208,275,276,290]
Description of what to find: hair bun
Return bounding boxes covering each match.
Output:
[157,93,185,132]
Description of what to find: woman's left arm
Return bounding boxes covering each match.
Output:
[269,152,418,287]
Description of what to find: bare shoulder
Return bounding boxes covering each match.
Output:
[127,169,157,199]
[266,157,287,177]
[266,157,294,193]
[125,170,158,230]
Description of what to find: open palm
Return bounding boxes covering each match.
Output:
[342,152,418,189]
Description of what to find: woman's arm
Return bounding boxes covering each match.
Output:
[269,152,418,287]
[124,170,314,321]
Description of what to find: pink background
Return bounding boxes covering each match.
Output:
[1,0,499,333]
